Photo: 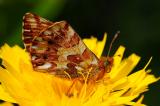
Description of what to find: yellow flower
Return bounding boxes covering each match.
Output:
[0,102,13,106]
[0,34,159,106]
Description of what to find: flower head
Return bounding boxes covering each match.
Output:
[0,34,159,106]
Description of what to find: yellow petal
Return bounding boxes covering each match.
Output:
[0,102,13,106]
[133,96,146,106]
[0,85,16,103]
[83,33,107,58]
[110,53,141,81]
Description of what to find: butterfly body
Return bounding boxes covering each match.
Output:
[23,13,112,79]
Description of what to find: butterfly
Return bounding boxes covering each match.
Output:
[22,13,113,79]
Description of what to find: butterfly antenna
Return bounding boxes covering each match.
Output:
[107,31,120,57]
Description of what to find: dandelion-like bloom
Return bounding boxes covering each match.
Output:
[0,34,159,106]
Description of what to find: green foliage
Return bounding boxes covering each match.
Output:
[0,0,66,46]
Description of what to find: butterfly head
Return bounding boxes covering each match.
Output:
[99,56,113,73]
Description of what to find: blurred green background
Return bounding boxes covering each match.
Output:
[0,0,159,105]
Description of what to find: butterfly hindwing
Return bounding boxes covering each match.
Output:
[23,13,100,78]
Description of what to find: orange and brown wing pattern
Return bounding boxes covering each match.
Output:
[22,13,53,50]
[23,13,100,78]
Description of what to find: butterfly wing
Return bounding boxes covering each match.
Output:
[23,13,100,78]
[22,13,53,49]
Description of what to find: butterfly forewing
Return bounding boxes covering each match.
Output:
[23,13,100,78]
[22,13,53,49]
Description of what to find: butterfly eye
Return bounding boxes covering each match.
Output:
[104,61,109,66]
[104,57,113,66]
